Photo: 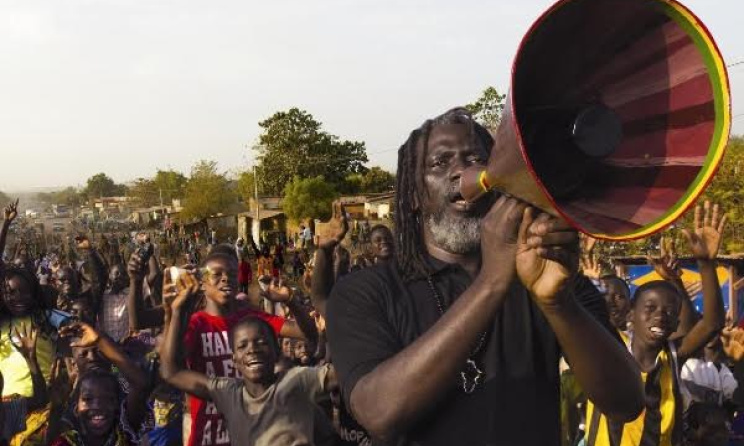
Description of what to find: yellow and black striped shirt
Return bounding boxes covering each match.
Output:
[585,342,683,446]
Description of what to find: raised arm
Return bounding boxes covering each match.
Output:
[60,322,149,427]
[146,253,163,306]
[310,204,348,317]
[262,278,319,343]
[10,323,48,411]
[677,201,727,361]
[516,210,644,424]
[0,199,19,264]
[159,273,211,400]
[328,196,528,442]
[126,253,164,330]
[76,236,107,310]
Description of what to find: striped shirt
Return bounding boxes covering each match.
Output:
[585,342,683,446]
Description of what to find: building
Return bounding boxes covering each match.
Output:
[236,197,287,246]
[91,196,136,220]
[364,192,395,220]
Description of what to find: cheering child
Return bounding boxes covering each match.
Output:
[585,201,727,446]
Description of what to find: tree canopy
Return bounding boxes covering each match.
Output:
[253,108,368,195]
[129,169,187,207]
[466,86,506,132]
[181,160,237,221]
[37,187,85,208]
[84,173,127,199]
[282,176,338,222]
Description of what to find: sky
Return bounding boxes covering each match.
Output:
[0,0,742,192]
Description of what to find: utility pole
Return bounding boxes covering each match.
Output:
[253,165,260,246]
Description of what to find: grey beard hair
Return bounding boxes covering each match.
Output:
[426,212,481,254]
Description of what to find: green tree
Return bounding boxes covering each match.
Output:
[283,176,338,222]
[153,169,187,204]
[340,173,364,195]
[698,135,744,252]
[237,170,256,203]
[129,178,160,207]
[466,86,506,132]
[254,108,368,195]
[361,167,395,193]
[128,169,187,207]
[50,187,85,208]
[84,173,126,199]
[181,160,237,221]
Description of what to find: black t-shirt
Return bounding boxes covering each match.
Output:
[326,258,615,446]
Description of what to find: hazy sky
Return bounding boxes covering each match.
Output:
[1,0,742,191]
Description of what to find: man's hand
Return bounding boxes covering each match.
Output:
[682,201,727,261]
[477,195,528,288]
[318,202,349,249]
[127,253,145,280]
[262,277,293,303]
[516,210,579,305]
[10,323,38,363]
[59,322,101,348]
[3,199,19,223]
[722,327,744,362]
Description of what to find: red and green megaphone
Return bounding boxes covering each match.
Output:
[461,0,731,240]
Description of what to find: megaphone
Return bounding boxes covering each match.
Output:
[461,0,731,240]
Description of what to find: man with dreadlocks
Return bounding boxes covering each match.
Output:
[326,108,644,446]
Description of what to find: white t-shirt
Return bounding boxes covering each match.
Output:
[681,358,738,408]
[302,227,313,241]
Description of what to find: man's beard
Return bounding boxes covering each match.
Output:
[427,210,481,255]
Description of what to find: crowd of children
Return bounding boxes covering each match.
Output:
[4,195,744,446]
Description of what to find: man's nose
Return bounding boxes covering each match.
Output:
[450,159,466,182]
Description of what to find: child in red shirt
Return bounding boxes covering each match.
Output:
[170,247,318,446]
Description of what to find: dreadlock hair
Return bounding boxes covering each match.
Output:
[394,107,494,281]
[1,265,56,336]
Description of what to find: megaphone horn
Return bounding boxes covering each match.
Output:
[461,0,731,241]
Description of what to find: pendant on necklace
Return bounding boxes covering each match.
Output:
[460,359,483,394]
